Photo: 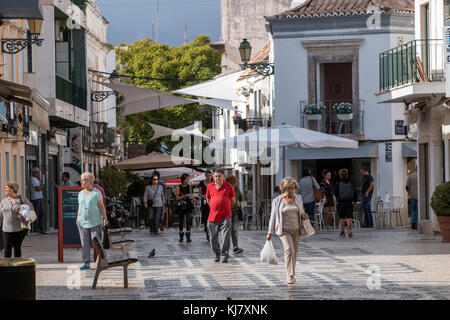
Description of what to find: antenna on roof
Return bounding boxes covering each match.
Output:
[184,24,188,44]
[156,0,159,42]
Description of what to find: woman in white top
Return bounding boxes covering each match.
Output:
[267,177,308,284]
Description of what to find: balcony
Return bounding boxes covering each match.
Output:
[236,117,272,131]
[56,75,88,111]
[300,100,364,138]
[377,39,445,103]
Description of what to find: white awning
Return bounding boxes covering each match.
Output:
[150,122,211,141]
[100,81,194,116]
[187,98,235,111]
[173,71,246,102]
[286,143,378,160]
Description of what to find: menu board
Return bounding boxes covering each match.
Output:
[58,186,83,263]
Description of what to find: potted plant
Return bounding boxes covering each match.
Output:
[304,104,324,120]
[333,102,353,120]
[430,181,450,242]
[232,113,242,125]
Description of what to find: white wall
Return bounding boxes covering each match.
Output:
[35,5,56,99]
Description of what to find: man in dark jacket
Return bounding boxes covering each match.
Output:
[335,169,357,238]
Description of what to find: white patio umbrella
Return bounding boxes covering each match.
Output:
[132,167,197,179]
[208,124,358,176]
[101,82,195,116]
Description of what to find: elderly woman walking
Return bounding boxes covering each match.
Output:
[267,177,309,284]
[0,182,33,258]
[77,172,108,270]
[144,173,165,235]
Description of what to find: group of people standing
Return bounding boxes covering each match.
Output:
[278,167,375,239]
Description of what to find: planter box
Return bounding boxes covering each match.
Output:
[233,119,240,125]
[437,216,450,243]
[337,113,353,121]
[305,114,322,121]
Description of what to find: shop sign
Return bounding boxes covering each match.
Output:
[385,142,392,162]
[395,120,407,135]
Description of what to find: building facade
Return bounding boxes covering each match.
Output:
[267,0,417,225]
[376,0,450,234]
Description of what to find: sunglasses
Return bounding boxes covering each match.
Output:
[152,178,159,181]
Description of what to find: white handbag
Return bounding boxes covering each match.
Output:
[300,218,315,239]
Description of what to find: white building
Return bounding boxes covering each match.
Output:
[376,0,450,234]
[85,0,118,176]
[266,0,417,225]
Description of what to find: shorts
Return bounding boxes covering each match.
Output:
[338,201,353,219]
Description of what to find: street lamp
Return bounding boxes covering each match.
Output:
[238,38,274,76]
[1,18,44,54]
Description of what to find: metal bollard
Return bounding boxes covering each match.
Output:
[0,258,36,300]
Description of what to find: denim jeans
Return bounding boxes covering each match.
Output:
[231,214,240,248]
[410,198,418,224]
[303,201,316,221]
[148,206,162,233]
[361,195,373,227]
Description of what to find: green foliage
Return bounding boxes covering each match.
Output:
[304,104,324,115]
[126,173,147,201]
[99,164,128,200]
[333,102,353,114]
[115,35,221,153]
[430,182,450,216]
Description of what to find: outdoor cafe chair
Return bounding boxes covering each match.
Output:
[314,198,326,230]
[388,196,403,228]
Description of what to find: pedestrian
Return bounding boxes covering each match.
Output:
[93,178,106,206]
[30,167,47,234]
[271,186,282,201]
[77,172,108,270]
[144,173,165,235]
[198,170,213,242]
[266,177,309,284]
[152,170,166,231]
[225,175,244,255]
[360,167,375,228]
[50,172,75,187]
[406,165,418,230]
[206,168,236,263]
[320,169,336,228]
[335,169,356,238]
[175,174,198,243]
[298,168,320,222]
[0,182,33,258]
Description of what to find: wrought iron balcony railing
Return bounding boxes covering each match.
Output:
[379,39,444,92]
[300,100,364,137]
[237,117,272,131]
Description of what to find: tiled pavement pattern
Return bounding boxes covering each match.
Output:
[20,227,450,300]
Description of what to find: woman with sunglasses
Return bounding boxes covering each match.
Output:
[144,174,165,235]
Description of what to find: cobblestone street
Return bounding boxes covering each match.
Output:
[21,227,450,300]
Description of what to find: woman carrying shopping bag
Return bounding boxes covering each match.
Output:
[266,177,310,284]
[0,182,33,258]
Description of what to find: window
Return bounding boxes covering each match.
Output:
[21,156,25,195]
[13,155,17,182]
[5,152,10,181]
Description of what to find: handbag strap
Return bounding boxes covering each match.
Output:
[150,185,159,202]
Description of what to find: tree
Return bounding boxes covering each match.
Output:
[115,35,221,153]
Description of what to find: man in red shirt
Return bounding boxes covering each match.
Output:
[206,168,236,263]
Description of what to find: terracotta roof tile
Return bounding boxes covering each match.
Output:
[271,0,414,19]
[248,42,270,64]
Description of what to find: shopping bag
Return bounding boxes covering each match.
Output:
[300,218,315,239]
[260,240,278,265]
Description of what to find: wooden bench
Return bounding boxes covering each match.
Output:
[91,233,138,289]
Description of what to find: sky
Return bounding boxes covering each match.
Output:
[95,0,221,47]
